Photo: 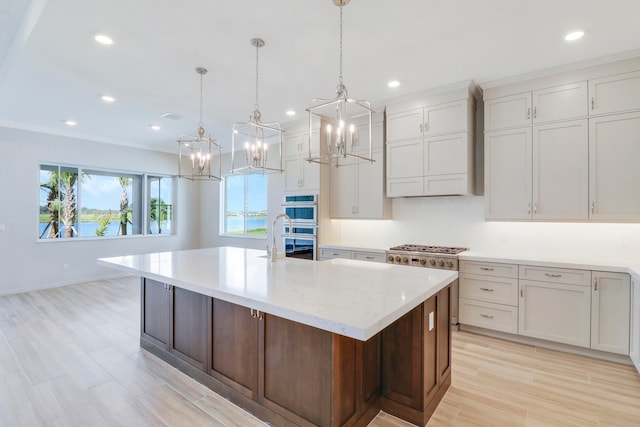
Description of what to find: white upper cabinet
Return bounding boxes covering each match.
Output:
[485,92,532,131]
[330,114,390,219]
[589,112,640,220]
[484,82,587,132]
[283,123,320,192]
[589,71,640,116]
[532,82,588,123]
[485,127,532,219]
[386,82,478,197]
[532,120,589,220]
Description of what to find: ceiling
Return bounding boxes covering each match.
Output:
[2,0,640,154]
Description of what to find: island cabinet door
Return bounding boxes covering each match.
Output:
[168,286,208,371]
[208,299,259,400]
[140,278,171,348]
[381,286,451,427]
[258,314,380,427]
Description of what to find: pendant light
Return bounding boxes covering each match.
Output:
[306,0,374,167]
[177,67,222,181]
[230,38,284,174]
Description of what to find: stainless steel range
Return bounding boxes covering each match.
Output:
[386,244,468,325]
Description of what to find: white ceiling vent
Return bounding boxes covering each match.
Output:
[160,112,182,120]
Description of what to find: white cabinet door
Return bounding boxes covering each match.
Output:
[284,156,303,190]
[532,82,588,124]
[424,99,468,136]
[484,128,532,219]
[589,70,640,116]
[591,271,630,355]
[532,120,588,219]
[519,280,591,347]
[424,131,469,176]
[330,159,356,218]
[284,131,304,157]
[631,277,640,373]
[386,139,423,180]
[356,149,385,218]
[484,92,532,131]
[386,108,423,142]
[589,112,640,220]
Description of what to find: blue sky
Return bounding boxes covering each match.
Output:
[225,174,267,213]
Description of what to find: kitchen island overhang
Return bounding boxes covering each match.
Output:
[98,247,458,427]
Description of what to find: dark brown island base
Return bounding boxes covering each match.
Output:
[139,278,451,427]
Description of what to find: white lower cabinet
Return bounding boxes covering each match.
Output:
[318,246,386,263]
[630,277,640,372]
[518,265,592,348]
[591,271,631,355]
[459,261,519,334]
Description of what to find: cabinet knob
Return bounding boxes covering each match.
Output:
[527,107,531,119]
[591,97,595,110]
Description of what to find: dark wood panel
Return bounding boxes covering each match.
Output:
[334,335,357,425]
[361,334,380,405]
[261,314,332,426]
[438,285,452,382]
[210,299,258,399]
[381,305,423,408]
[170,286,207,369]
[141,278,170,347]
[423,295,438,404]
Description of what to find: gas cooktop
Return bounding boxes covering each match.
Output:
[388,244,468,255]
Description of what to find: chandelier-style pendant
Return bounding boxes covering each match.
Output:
[177,67,222,181]
[231,38,284,174]
[306,0,374,167]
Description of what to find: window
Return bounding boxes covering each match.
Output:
[39,164,173,239]
[223,173,267,237]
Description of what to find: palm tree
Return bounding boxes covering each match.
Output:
[150,197,170,234]
[118,177,131,235]
[60,171,78,238]
[40,171,60,238]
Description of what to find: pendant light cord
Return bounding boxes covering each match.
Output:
[338,3,343,86]
[199,70,204,128]
[255,41,260,112]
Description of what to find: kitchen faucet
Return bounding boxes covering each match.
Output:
[271,213,292,262]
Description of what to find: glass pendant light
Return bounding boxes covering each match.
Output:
[230,38,284,174]
[177,67,222,181]
[306,0,374,167]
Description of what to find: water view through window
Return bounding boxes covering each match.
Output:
[224,174,267,237]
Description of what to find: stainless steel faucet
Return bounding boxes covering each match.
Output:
[271,213,292,261]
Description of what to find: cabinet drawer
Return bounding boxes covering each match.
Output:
[352,251,386,263]
[460,273,519,306]
[460,261,518,278]
[387,177,423,197]
[319,248,352,260]
[519,265,591,286]
[459,298,518,334]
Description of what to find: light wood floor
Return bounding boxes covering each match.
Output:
[1,277,639,427]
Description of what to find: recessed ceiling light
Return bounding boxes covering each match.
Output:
[564,30,584,41]
[388,80,400,88]
[94,34,114,45]
[286,110,296,116]
[150,125,161,131]
[101,95,115,103]
[64,120,77,127]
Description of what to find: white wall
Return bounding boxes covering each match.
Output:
[330,195,640,263]
[0,127,201,295]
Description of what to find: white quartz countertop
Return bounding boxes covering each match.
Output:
[318,243,387,254]
[98,247,457,341]
[459,250,640,280]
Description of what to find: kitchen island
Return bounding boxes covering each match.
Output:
[98,247,458,427]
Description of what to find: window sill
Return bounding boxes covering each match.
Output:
[37,233,174,243]
[219,234,267,240]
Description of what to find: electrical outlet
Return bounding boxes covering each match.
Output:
[63,263,69,271]
[428,311,434,331]
[0,224,5,232]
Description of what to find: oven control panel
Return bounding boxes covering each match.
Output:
[385,252,458,270]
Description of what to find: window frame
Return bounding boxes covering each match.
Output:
[38,163,175,241]
[220,173,268,240]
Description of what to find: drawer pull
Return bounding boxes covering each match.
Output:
[544,273,562,278]
[332,253,340,256]
[480,314,494,319]
[480,267,494,271]
[480,287,494,292]
[365,256,374,260]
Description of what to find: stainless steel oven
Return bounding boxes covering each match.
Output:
[282,194,318,260]
[386,244,468,326]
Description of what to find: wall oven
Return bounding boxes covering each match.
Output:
[282,194,318,260]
